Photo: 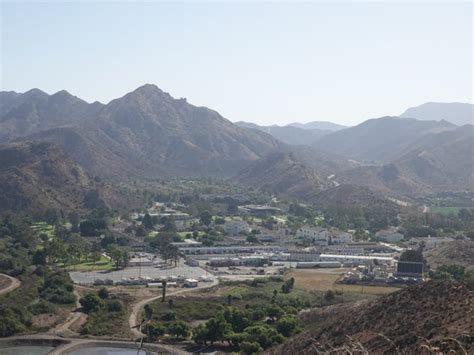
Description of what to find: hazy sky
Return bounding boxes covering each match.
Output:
[1,1,472,126]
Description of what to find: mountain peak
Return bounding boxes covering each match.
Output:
[122,84,173,103]
[133,83,167,95]
[52,89,72,96]
[24,88,48,97]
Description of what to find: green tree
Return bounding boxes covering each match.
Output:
[98,287,109,299]
[200,211,212,227]
[32,250,47,265]
[435,264,465,280]
[276,316,301,336]
[281,278,295,294]
[168,320,189,338]
[142,213,154,230]
[192,324,209,345]
[324,290,335,302]
[203,315,232,344]
[68,211,80,233]
[240,341,263,355]
[246,234,259,244]
[80,293,104,313]
[144,304,153,321]
[242,324,284,349]
[265,304,284,321]
[147,321,165,340]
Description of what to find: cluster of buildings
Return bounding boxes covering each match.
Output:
[375,227,405,243]
[296,226,353,245]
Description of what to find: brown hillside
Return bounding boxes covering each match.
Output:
[0,142,107,214]
[269,280,473,354]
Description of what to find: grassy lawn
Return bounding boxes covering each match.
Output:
[286,269,400,295]
[32,223,56,238]
[429,206,462,216]
[66,256,114,271]
[177,231,205,238]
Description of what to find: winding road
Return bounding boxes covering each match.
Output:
[0,273,21,296]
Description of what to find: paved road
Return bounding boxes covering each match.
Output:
[0,273,21,296]
[129,278,219,339]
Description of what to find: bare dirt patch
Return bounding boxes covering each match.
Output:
[286,269,400,295]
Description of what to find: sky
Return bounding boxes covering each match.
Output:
[1,1,472,126]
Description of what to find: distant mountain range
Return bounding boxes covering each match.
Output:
[312,116,456,162]
[1,85,281,178]
[401,102,473,126]
[288,121,347,131]
[0,86,472,212]
[237,118,473,201]
[235,121,330,146]
[336,124,474,197]
[0,89,103,143]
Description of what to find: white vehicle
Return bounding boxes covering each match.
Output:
[198,276,213,282]
[184,278,198,288]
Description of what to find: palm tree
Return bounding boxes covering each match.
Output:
[161,280,167,302]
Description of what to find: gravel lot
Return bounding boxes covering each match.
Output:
[69,262,214,285]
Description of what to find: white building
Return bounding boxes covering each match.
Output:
[376,228,404,243]
[325,244,364,255]
[331,232,353,244]
[320,253,395,266]
[296,227,331,246]
[128,257,154,267]
[224,221,251,235]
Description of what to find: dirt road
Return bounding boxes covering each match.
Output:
[129,279,219,338]
[49,289,86,337]
[0,273,21,296]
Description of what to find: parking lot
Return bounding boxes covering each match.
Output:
[69,261,214,285]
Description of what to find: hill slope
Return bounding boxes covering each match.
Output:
[270,280,473,354]
[312,116,456,162]
[0,142,108,214]
[401,102,473,126]
[235,152,327,200]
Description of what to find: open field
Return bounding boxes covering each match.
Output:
[0,274,12,291]
[428,206,462,215]
[66,256,114,272]
[286,269,400,295]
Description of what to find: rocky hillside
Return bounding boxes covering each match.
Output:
[235,152,327,200]
[269,280,473,354]
[313,116,456,162]
[18,84,281,178]
[0,142,110,214]
[425,240,474,271]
